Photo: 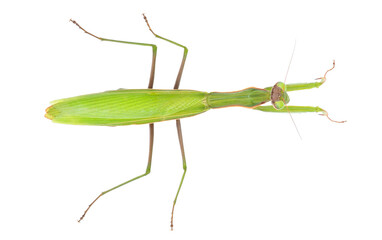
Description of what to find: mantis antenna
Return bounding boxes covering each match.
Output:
[283,41,302,139]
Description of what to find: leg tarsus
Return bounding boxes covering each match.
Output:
[70,19,101,40]
[142,14,157,37]
[315,60,335,84]
[319,108,346,123]
[78,192,104,222]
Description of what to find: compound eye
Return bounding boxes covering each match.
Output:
[272,100,285,110]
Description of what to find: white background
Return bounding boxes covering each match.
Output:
[1,0,381,239]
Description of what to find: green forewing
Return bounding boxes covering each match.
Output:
[46,89,210,126]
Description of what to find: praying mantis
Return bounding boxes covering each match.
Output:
[45,14,345,230]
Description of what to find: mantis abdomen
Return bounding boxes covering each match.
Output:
[46,89,210,126]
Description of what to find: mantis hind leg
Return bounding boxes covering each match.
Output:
[70,19,159,222]
[78,123,155,222]
[70,19,157,88]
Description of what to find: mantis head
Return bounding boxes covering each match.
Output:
[271,82,290,110]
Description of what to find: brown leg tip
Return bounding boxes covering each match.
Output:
[320,110,346,123]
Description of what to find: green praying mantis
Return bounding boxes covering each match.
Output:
[45,14,345,230]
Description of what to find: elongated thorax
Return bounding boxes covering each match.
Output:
[206,87,270,109]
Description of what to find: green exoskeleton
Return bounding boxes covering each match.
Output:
[45,15,345,230]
